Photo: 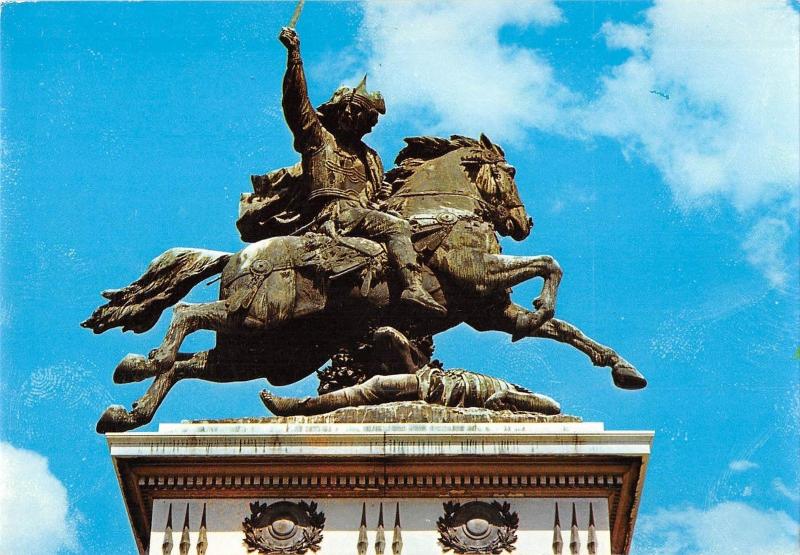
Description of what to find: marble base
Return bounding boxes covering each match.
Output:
[107,419,652,554]
[194,400,582,424]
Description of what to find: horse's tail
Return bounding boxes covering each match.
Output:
[81,248,232,334]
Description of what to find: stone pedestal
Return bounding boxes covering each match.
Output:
[108,413,652,554]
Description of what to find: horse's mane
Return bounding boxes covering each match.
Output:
[387,135,488,188]
[393,135,481,165]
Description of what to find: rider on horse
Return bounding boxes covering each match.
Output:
[279,27,446,316]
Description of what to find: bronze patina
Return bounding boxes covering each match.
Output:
[83,28,646,433]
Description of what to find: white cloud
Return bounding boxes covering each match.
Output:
[600,21,649,51]
[773,478,800,503]
[587,1,799,210]
[728,459,759,472]
[357,0,575,142]
[585,1,799,286]
[635,501,800,555]
[353,0,799,287]
[0,442,77,554]
[742,216,793,288]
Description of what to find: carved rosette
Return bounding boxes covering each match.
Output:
[242,500,325,554]
[437,501,519,554]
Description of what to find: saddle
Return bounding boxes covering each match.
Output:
[298,232,387,297]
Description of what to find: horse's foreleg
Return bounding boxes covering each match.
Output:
[535,318,647,389]
[483,254,563,329]
[148,301,230,372]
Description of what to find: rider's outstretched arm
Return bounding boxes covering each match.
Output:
[278,27,324,154]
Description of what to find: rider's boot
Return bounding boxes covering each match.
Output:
[383,226,447,316]
[399,264,447,316]
[386,236,446,315]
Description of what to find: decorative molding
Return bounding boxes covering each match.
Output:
[196,504,208,555]
[357,503,368,555]
[588,502,598,555]
[569,503,580,555]
[552,503,563,555]
[375,503,386,555]
[136,471,625,492]
[109,422,652,554]
[179,503,190,555]
[162,504,173,555]
[437,501,519,554]
[392,503,403,555]
[242,501,325,554]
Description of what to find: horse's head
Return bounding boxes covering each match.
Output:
[460,134,532,241]
[389,134,533,240]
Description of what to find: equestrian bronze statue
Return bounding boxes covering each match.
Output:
[83,28,646,433]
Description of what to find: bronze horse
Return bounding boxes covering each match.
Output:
[84,135,646,432]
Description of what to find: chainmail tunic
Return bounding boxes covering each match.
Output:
[416,366,526,407]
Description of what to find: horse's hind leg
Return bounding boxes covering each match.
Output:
[97,368,180,433]
[148,301,231,372]
[114,352,194,383]
[98,350,222,433]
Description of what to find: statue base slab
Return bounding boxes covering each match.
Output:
[107,419,652,554]
[195,400,583,424]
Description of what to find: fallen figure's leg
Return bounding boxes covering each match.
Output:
[484,389,561,414]
[260,366,561,416]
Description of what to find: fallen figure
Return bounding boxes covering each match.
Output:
[260,325,561,417]
[261,365,561,416]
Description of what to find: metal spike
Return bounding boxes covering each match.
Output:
[196,504,208,555]
[162,504,174,555]
[392,503,403,555]
[587,502,597,555]
[552,503,563,555]
[179,504,191,555]
[375,503,386,555]
[357,502,368,555]
[569,503,580,555]
[354,75,368,95]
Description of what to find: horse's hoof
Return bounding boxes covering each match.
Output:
[114,354,151,384]
[96,405,139,433]
[612,361,647,390]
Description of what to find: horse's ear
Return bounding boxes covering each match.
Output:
[479,133,493,150]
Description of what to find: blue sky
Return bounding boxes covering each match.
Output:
[1,2,798,553]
